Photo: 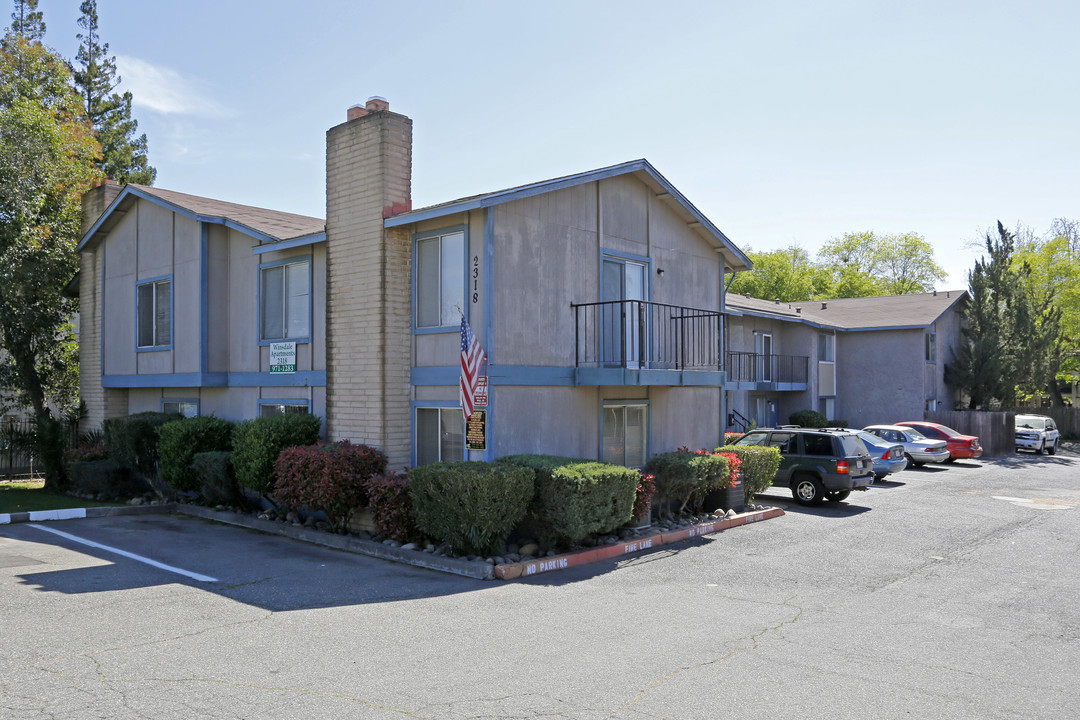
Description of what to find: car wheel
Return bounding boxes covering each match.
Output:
[1037,440,1045,455]
[874,474,886,483]
[905,453,924,468]
[1048,440,1057,456]
[825,490,851,502]
[792,474,825,507]
[944,456,957,464]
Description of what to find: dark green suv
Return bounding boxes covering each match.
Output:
[731,427,874,506]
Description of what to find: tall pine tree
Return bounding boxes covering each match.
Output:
[10,0,44,41]
[73,0,155,185]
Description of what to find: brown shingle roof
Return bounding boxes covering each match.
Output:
[726,291,968,330]
[132,185,325,242]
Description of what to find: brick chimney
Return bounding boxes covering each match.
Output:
[324,97,413,467]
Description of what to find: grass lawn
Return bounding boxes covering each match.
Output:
[0,480,115,514]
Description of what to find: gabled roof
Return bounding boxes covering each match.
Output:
[384,159,753,272]
[725,290,969,331]
[78,184,326,251]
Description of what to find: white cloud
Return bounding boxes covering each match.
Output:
[115,55,226,117]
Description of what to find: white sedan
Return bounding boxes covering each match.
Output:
[863,425,951,467]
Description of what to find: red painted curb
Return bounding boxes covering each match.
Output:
[493,507,785,580]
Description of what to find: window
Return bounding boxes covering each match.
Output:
[162,400,198,418]
[925,332,936,363]
[415,407,464,466]
[767,432,797,454]
[603,402,647,467]
[259,402,309,417]
[416,230,465,328]
[925,398,938,412]
[137,278,171,348]
[261,259,310,341]
[803,434,834,456]
[818,333,835,362]
[819,397,835,420]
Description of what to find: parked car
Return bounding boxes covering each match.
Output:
[1015,414,1060,455]
[845,430,908,482]
[731,427,874,506]
[896,421,982,462]
[862,425,951,467]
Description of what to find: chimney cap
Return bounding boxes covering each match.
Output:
[821,302,828,310]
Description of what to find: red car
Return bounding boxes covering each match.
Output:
[896,421,982,461]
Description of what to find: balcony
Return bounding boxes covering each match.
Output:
[725,351,809,391]
[571,300,725,386]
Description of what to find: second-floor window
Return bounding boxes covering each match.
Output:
[818,333,835,362]
[416,230,465,328]
[137,278,171,348]
[925,332,936,363]
[261,259,310,342]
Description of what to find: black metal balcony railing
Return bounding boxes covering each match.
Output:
[725,351,809,384]
[572,300,722,370]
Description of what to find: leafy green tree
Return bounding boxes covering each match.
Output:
[818,231,945,296]
[0,29,101,486]
[728,245,831,302]
[73,0,155,185]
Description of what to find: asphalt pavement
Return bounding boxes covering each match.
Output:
[2,454,1078,719]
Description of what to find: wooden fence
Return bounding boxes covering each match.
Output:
[926,410,1015,457]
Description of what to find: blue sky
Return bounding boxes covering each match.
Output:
[36,0,1080,289]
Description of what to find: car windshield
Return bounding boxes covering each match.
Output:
[1016,416,1045,429]
[857,431,886,448]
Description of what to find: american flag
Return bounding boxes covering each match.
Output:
[460,316,486,420]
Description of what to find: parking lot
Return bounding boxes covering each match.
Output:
[3,454,1079,719]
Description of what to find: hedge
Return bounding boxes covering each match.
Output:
[716,444,782,502]
[498,454,638,547]
[788,409,827,428]
[365,470,416,543]
[232,413,322,494]
[191,451,240,506]
[103,411,180,477]
[273,441,387,530]
[158,416,235,492]
[646,450,731,515]
[69,458,141,500]
[409,461,534,557]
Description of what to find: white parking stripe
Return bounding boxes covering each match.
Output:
[29,524,218,582]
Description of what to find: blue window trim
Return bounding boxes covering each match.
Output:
[411,401,466,468]
[257,397,312,415]
[161,397,199,416]
[135,274,174,352]
[599,397,651,467]
[257,254,313,346]
[412,225,468,334]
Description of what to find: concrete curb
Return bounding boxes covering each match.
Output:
[2,500,785,582]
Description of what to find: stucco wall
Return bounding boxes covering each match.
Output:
[837,328,926,428]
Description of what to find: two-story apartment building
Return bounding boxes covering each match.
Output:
[78,98,753,469]
[723,290,968,430]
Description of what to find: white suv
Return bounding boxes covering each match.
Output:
[1015,414,1060,455]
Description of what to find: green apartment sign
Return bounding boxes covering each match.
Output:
[270,341,296,373]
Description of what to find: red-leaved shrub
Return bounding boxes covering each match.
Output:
[365,470,416,543]
[273,441,387,530]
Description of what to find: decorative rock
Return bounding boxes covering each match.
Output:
[304,516,317,527]
[383,539,401,548]
[424,543,435,552]
[546,550,557,557]
[725,509,736,518]
[286,511,300,523]
[519,543,540,557]
[400,543,417,551]
[484,557,495,565]
[506,543,519,554]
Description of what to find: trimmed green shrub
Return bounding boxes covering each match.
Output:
[716,444,782,502]
[365,470,416,543]
[826,419,849,428]
[498,454,638,547]
[788,409,827,428]
[273,441,387,530]
[409,461,534,557]
[646,450,731,515]
[69,458,141,500]
[191,451,240,506]
[103,411,180,477]
[232,413,322,494]
[158,416,236,492]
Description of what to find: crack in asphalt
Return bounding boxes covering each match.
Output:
[610,596,804,717]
